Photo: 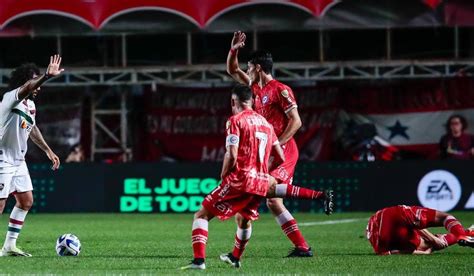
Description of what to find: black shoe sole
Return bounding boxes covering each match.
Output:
[286,251,314,258]
[458,239,474,248]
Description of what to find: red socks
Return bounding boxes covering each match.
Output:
[193,219,252,262]
[232,226,252,259]
[275,184,324,200]
[275,210,309,251]
[441,233,458,246]
[192,218,208,259]
[444,216,465,238]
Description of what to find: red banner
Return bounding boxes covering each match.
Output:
[139,85,339,161]
[445,0,474,26]
[0,0,443,30]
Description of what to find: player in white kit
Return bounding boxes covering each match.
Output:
[0,55,64,256]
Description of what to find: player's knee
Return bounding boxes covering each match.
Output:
[266,176,279,198]
[193,211,205,220]
[434,211,450,224]
[235,214,251,229]
[239,219,251,229]
[266,183,276,198]
[17,199,33,211]
[193,208,211,221]
[266,198,284,212]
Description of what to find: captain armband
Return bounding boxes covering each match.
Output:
[225,134,239,147]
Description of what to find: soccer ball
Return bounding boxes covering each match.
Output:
[56,234,81,256]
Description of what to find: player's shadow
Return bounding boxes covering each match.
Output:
[91,254,182,258]
[322,252,375,256]
[42,254,182,259]
[323,252,473,256]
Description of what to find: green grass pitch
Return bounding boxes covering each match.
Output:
[0,212,472,274]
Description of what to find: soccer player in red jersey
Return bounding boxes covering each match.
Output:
[367,205,474,255]
[182,85,337,270]
[226,31,333,257]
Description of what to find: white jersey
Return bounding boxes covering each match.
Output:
[0,89,36,167]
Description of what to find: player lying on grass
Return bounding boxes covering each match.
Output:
[227,31,332,257]
[0,56,63,257]
[181,85,333,270]
[367,205,474,255]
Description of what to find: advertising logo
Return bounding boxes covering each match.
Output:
[120,178,220,213]
[417,170,461,212]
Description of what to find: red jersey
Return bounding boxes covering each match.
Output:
[251,80,297,137]
[367,205,436,255]
[223,109,278,196]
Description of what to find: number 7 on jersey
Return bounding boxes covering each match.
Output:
[256,131,268,163]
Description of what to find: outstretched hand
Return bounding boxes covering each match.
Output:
[46,54,65,77]
[231,31,246,50]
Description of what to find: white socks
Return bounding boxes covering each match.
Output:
[4,207,28,250]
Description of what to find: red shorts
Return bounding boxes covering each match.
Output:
[270,138,299,185]
[202,181,264,221]
[367,205,436,254]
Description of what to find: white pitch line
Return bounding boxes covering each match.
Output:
[299,218,368,227]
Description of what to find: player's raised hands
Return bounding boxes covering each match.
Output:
[16,55,65,100]
[46,54,64,77]
[227,31,251,85]
[231,31,246,50]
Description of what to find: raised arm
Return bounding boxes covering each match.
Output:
[226,31,251,85]
[30,125,60,170]
[17,55,64,101]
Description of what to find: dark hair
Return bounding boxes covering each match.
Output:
[69,143,82,153]
[446,114,468,134]
[248,51,273,74]
[232,84,253,103]
[8,63,40,90]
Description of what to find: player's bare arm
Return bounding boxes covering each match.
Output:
[417,229,448,251]
[270,142,285,171]
[220,145,238,179]
[30,125,60,170]
[383,248,431,255]
[412,249,433,255]
[17,55,64,100]
[383,249,429,255]
[278,108,302,145]
[226,31,250,85]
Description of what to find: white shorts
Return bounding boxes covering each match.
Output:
[0,162,33,199]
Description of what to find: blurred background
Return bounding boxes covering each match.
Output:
[0,0,473,214]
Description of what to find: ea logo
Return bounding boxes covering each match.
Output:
[417,170,461,212]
